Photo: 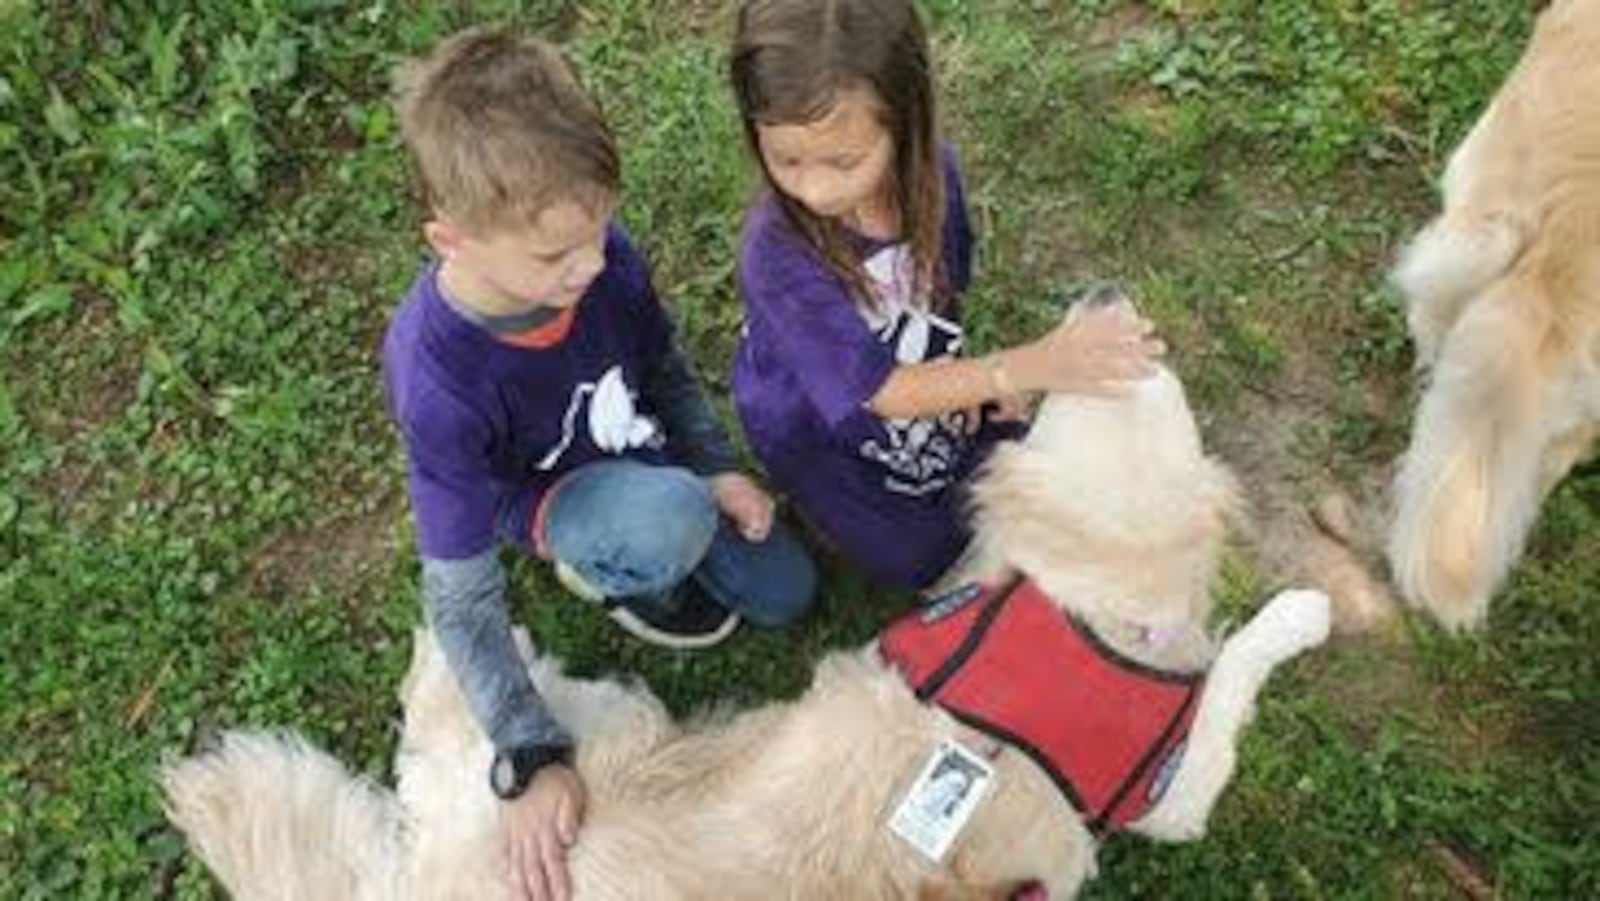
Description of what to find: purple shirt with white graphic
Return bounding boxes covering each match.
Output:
[734,148,1020,589]
[383,224,672,561]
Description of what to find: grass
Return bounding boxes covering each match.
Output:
[3,0,1597,897]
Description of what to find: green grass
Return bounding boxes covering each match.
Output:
[3,1,1597,897]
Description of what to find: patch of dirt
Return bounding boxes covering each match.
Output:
[1068,4,1172,120]
[1002,190,1108,284]
[243,491,407,599]
[1168,166,1432,635]
[1308,631,1526,775]
[22,296,138,437]
[17,296,141,509]
[665,0,734,36]
[1082,3,1163,55]
[1204,384,1403,635]
[1309,635,1427,737]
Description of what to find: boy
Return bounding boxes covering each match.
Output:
[383,27,817,901]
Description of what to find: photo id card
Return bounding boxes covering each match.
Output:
[888,739,996,863]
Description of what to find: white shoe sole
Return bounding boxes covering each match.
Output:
[603,603,741,650]
[558,561,740,649]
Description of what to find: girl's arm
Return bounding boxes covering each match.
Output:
[867,354,1013,421]
[869,302,1166,421]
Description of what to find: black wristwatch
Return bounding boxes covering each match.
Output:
[489,743,573,801]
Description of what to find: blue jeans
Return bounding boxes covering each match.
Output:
[537,460,816,627]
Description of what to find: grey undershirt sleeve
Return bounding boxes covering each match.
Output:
[421,552,571,754]
[643,331,740,478]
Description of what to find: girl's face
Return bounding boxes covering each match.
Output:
[756,85,895,230]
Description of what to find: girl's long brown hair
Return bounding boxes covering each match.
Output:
[730,0,949,313]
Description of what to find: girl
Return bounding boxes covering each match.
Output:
[728,0,1164,591]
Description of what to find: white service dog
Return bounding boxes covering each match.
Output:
[1388,0,1600,629]
[163,366,1330,899]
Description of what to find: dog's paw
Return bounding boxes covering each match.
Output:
[1251,589,1332,655]
[1130,784,1218,843]
[1405,585,1490,633]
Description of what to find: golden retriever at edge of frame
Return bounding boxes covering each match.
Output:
[1388,0,1600,629]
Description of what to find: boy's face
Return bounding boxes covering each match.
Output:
[756,85,894,227]
[429,197,616,315]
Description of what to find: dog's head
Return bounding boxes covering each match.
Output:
[970,365,1241,628]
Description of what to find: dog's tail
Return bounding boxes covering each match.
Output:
[1388,276,1549,630]
[1392,211,1526,363]
[161,731,405,901]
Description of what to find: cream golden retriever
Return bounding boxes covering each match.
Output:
[1388,0,1600,629]
[163,366,1330,899]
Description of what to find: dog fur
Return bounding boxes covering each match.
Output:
[1388,0,1600,629]
[162,367,1331,899]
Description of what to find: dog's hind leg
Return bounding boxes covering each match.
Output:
[1393,208,1523,366]
[1129,590,1331,842]
[1389,285,1550,629]
[161,731,405,901]
[1392,99,1528,366]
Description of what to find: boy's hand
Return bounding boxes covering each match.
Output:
[710,473,775,542]
[505,764,586,901]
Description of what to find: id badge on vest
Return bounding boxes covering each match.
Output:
[888,739,996,863]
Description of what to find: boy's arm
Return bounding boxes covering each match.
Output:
[422,550,572,755]
[607,224,738,477]
[641,330,739,477]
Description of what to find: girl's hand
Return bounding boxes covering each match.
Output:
[710,473,776,542]
[1006,301,1165,397]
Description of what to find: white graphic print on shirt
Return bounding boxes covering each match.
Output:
[855,245,975,497]
[536,365,663,470]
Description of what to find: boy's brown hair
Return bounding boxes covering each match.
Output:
[396,26,619,234]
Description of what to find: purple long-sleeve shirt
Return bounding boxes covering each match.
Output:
[384,224,704,561]
[733,148,1020,590]
[383,222,736,754]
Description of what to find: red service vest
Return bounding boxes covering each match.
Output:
[879,579,1202,835]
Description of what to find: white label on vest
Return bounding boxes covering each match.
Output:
[888,739,996,863]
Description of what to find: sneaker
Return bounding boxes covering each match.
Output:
[602,579,740,650]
